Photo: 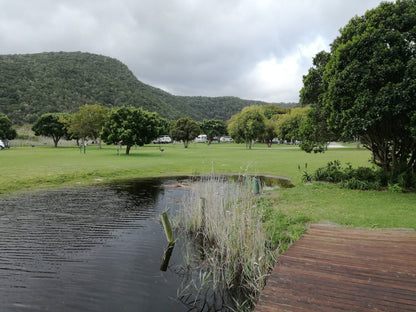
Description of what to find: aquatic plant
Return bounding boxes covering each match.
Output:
[174,175,307,310]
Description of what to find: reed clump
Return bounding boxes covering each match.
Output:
[174,175,307,309]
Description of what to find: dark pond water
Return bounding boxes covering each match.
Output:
[0,175,290,312]
[0,178,194,312]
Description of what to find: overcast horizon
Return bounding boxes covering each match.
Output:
[0,0,391,103]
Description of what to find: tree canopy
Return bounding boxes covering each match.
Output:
[0,113,17,140]
[101,106,162,155]
[300,0,416,172]
[227,106,266,149]
[32,113,70,147]
[275,107,310,143]
[259,105,290,147]
[299,51,331,106]
[67,104,110,148]
[170,117,200,148]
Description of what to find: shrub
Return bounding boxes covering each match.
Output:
[338,178,381,191]
[397,172,416,189]
[307,161,414,191]
[355,167,377,182]
[301,171,312,183]
[312,160,343,183]
[388,183,403,193]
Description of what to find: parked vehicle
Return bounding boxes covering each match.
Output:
[153,135,172,144]
[220,136,234,143]
[195,134,207,143]
[0,140,5,150]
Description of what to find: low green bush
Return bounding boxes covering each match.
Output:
[306,161,415,191]
[338,178,381,191]
[388,183,403,193]
[355,166,378,182]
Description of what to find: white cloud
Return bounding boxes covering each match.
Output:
[241,36,328,102]
[0,0,391,103]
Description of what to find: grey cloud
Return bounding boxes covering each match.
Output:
[0,0,389,102]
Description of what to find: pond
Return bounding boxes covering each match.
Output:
[0,175,291,311]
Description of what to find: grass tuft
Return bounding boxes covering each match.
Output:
[174,175,309,309]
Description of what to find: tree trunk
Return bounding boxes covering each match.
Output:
[184,140,188,148]
[53,136,59,148]
[98,138,102,149]
[126,145,131,155]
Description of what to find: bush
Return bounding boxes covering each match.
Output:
[306,161,414,191]
[338,178,381,191]
[301,171,312,183]
[312,160,343,183]
[355,167,377,182]
[388,183,403,193]
[397,172,416,189]
[375,168,416,190]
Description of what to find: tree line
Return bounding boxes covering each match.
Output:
[227,105,306,149]
[13,104,228,154]
[2,102,306,154]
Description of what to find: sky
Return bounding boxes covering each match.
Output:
[0,0,390,103]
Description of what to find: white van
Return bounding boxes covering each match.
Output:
[195,134,207,143]
[153,135,172,144]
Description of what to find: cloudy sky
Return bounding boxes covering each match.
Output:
[0,0,389,103]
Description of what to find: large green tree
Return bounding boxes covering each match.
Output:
[101,106,162,155]
[299,51,336,152]
[227,106,266,149]
[0,113,17,141]
[32,113,69,147]
[200,119,227,143]
[300,51,331,106]
[67,104,109,148]
[300,0,416,172]
[170,117,200,148]
[259,105,290,147]
[275,107,310,144]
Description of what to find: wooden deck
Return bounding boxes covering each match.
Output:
[255,225,416,312]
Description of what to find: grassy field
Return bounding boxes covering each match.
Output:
[1,142,415,229]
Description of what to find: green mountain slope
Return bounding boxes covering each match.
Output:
[0,52,296,124]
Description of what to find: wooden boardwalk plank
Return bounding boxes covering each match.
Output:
[255,225,416,312]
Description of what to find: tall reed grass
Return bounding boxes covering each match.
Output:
[174,174,302,309]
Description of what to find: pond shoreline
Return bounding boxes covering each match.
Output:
[2,173,293,198]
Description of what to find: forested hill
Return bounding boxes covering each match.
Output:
[0,52,296,124]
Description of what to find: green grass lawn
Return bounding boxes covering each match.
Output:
[1,142,415,229]
[274,183,416,230]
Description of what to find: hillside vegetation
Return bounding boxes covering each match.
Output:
[0,51,295,124]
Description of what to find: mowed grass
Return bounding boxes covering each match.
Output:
[1,142,415,229]
[275,183,416,230]
[0,143,370,192]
